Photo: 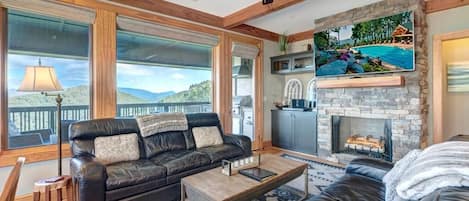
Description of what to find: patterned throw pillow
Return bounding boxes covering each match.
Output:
[192,126,223,148]
[94,133,140,165]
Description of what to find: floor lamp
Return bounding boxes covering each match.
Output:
[17,59,64,176]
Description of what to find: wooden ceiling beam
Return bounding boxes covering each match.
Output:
[230,24,279,41]
[425,0,469,13]
[287,29,314,43]
[106,0,280,41]
[224,0,304,28]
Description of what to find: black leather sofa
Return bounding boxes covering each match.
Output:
[310,135,469,201]
[69,113,251,201]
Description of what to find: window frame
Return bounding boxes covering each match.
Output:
[115,30,214,117]
[0,7,92,166]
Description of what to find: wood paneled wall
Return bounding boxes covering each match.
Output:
[92,9,117,118]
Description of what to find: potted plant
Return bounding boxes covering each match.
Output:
[279,34,288,55]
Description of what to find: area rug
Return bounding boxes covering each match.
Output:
[255,154,345,201]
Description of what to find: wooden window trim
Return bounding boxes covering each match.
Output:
[225,33,264,151]
[0,6,91,166]
[0,144,71,167]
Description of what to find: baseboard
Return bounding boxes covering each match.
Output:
[270,146,346,168]
[262,141,272,149]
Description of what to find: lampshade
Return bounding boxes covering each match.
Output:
[17,65,63,92]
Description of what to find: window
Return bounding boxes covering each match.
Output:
[116,31,212,117]
[6,10,90,149]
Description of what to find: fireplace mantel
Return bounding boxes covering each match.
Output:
[317,75,405,89]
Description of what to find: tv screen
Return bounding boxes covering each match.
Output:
[314,11,415,77]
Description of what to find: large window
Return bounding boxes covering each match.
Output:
[7,10,90,149]
[116,31,212,117]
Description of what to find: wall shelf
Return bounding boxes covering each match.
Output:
[317,76,405,89]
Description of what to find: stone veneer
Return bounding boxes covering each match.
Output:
[315,0,428,161]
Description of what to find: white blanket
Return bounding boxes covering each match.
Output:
[395,141,469,200]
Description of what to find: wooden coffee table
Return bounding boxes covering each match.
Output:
[181,154,308,201]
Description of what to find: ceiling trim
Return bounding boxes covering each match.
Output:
[107,0,280,41]
[223,0,304,28]
[287,29,314,43]
[425,0,469,13]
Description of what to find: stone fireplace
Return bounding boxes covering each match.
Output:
[314,0,428,162]
[331,116,393,161]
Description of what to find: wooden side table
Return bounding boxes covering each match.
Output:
[33,176,75,201]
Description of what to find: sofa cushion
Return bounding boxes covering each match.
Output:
[197,144,244,163]
[150,150,211,175]
[192,126,223,148]
[95,133,140,165]
[106,160,166,191]
[142,131,188,158]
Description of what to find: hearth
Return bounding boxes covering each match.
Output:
[331,116,392,161]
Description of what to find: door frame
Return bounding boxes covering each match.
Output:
[225,33,264,151]
[432,29,469,143]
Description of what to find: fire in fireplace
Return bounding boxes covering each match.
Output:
[331,116,392,161]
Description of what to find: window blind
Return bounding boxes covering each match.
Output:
[231,42,259,59]
[0,0,95,24]
[117,16,219,47]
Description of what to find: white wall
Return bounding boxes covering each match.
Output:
[427,5,469,143]
[263,40,283,142]
[0,158,70,196]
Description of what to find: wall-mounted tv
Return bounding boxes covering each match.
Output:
[314,11,415,77]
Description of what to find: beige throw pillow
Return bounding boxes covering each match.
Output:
[94,133,140,165]
[192,126,223,149]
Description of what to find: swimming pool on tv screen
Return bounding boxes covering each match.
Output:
[354,45,414,69]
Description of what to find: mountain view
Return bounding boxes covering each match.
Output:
[9,80,211,107]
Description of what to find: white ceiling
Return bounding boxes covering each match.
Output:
[165,0,383,34]
[246,0,383,34]
[165,0,259,17]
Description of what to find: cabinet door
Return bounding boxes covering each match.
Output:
[272,111,292,149]
[292,112,317,154]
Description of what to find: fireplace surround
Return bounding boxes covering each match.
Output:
[314,0,427,161]
[331,116,392,161]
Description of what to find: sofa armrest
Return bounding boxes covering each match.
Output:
[345,158,393,181]
[223,134,252,157]
[70,155,107,201]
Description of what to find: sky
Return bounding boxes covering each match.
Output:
[7,54,212,96]
[328,25,354,41]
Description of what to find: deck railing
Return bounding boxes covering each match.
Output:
[8,102,211,133]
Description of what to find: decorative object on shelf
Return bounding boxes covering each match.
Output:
[221,154,261,176]
[306,78,317,109]
[17,59,64,176]
[447,62,469,92]
[278,34,288,55]
[284,79,303,106]
[271,51,314,74]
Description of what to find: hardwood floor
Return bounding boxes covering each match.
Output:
[256,146,346,168]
